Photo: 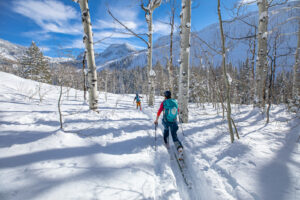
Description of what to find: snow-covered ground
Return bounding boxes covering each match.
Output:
[0,71,299,200]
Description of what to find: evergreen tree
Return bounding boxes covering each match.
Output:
[20,41,51,83]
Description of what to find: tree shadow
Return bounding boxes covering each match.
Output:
[215,142,250,163]
[234,108,263,125]
[35,119,60,127]
[64,117,150,125]
[71,123,153,138]
[2,160,155,200]
[0,135,154,169]
[258,119,299,200]
[0,99,29,105]
[183,120,225,137]
[187,115,223,123]
[0,130,58,148]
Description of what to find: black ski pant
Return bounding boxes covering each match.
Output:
[162,119,183,149]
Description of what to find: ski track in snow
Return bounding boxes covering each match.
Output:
[142,106,201,200]
[0,72,299,200]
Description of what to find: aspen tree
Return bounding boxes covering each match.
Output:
[168,0,176,95]
[255,0,268,109]
[108,0,161,106]
[141,0,162,106]
[178,0,191,123]
[292,21,300,103]
[218,0,235,143]
[72,0,98,110]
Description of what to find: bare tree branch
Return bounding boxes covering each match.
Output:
[192,33,222,55]
[269,0,288,8]
[93,34,113,45]
[224,33,257,40]
[107,8,149,47]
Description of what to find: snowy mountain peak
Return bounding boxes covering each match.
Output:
[93,43,138,68]
[101,43,136,57]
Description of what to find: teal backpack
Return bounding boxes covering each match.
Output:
[163,99,178,122]
[136,95,140,102]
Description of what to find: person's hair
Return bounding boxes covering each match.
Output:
[164,91,171,99]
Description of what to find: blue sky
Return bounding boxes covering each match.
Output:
[0,0,256,58]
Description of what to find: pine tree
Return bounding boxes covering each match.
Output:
[20,41,51,83]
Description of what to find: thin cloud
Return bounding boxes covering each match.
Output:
[12,0,82,34]
[153,21,171,35]
[95,19,139,31]
[22,31,51,41]
[239,0,257,5]
[94,31,135,40]
[109,5,139,22]
[65,39,85,49]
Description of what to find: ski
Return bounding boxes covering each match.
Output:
[171,146,192,189]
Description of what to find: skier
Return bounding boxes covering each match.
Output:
[154,91,183,154]
[134,93,142,111]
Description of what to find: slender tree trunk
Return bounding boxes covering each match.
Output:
[76,0,98,110]
[267,34,279,123]
[82,51,87,101]
[178,0,191,123]
[255,0,268,110]
[266,59,275,124]
[250,31,256,104]
[218,0,234,143]
[141,0,162,106]
[105,70,108,102]
[168,0,176,95]
[293,20,300,100]
[58,84,63,130]
[148,10,155,106]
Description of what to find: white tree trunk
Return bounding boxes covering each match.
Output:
[105,70,108,102]
[255,0,268,109]
[168,0,176,95]
[218,0,234,143]
[77,0,98,110]
[178,0,191,123]
[82,51,87,101]
[143,0,161,107]
[148,10,155,106]
[293,21,300,100]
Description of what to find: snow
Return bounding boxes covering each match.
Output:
[149,69,156,77]
[146,14,150,21]
[227,73,232,85]
[0,39,26,62]
[45,56,74,63]
[186,47,190,53]
[1,71,300,200]
[262,31,268,39]
[259,11,268,21]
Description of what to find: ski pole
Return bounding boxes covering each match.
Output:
[154,123,158,151]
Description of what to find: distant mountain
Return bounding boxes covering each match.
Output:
[0,39,26,64]
[0,39,76,65]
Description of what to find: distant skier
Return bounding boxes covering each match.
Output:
[154,91,183,154]
[134,93,143,111]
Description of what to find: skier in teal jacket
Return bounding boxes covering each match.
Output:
[154,91,183,151]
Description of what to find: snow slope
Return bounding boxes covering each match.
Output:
[0,72,299,200]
